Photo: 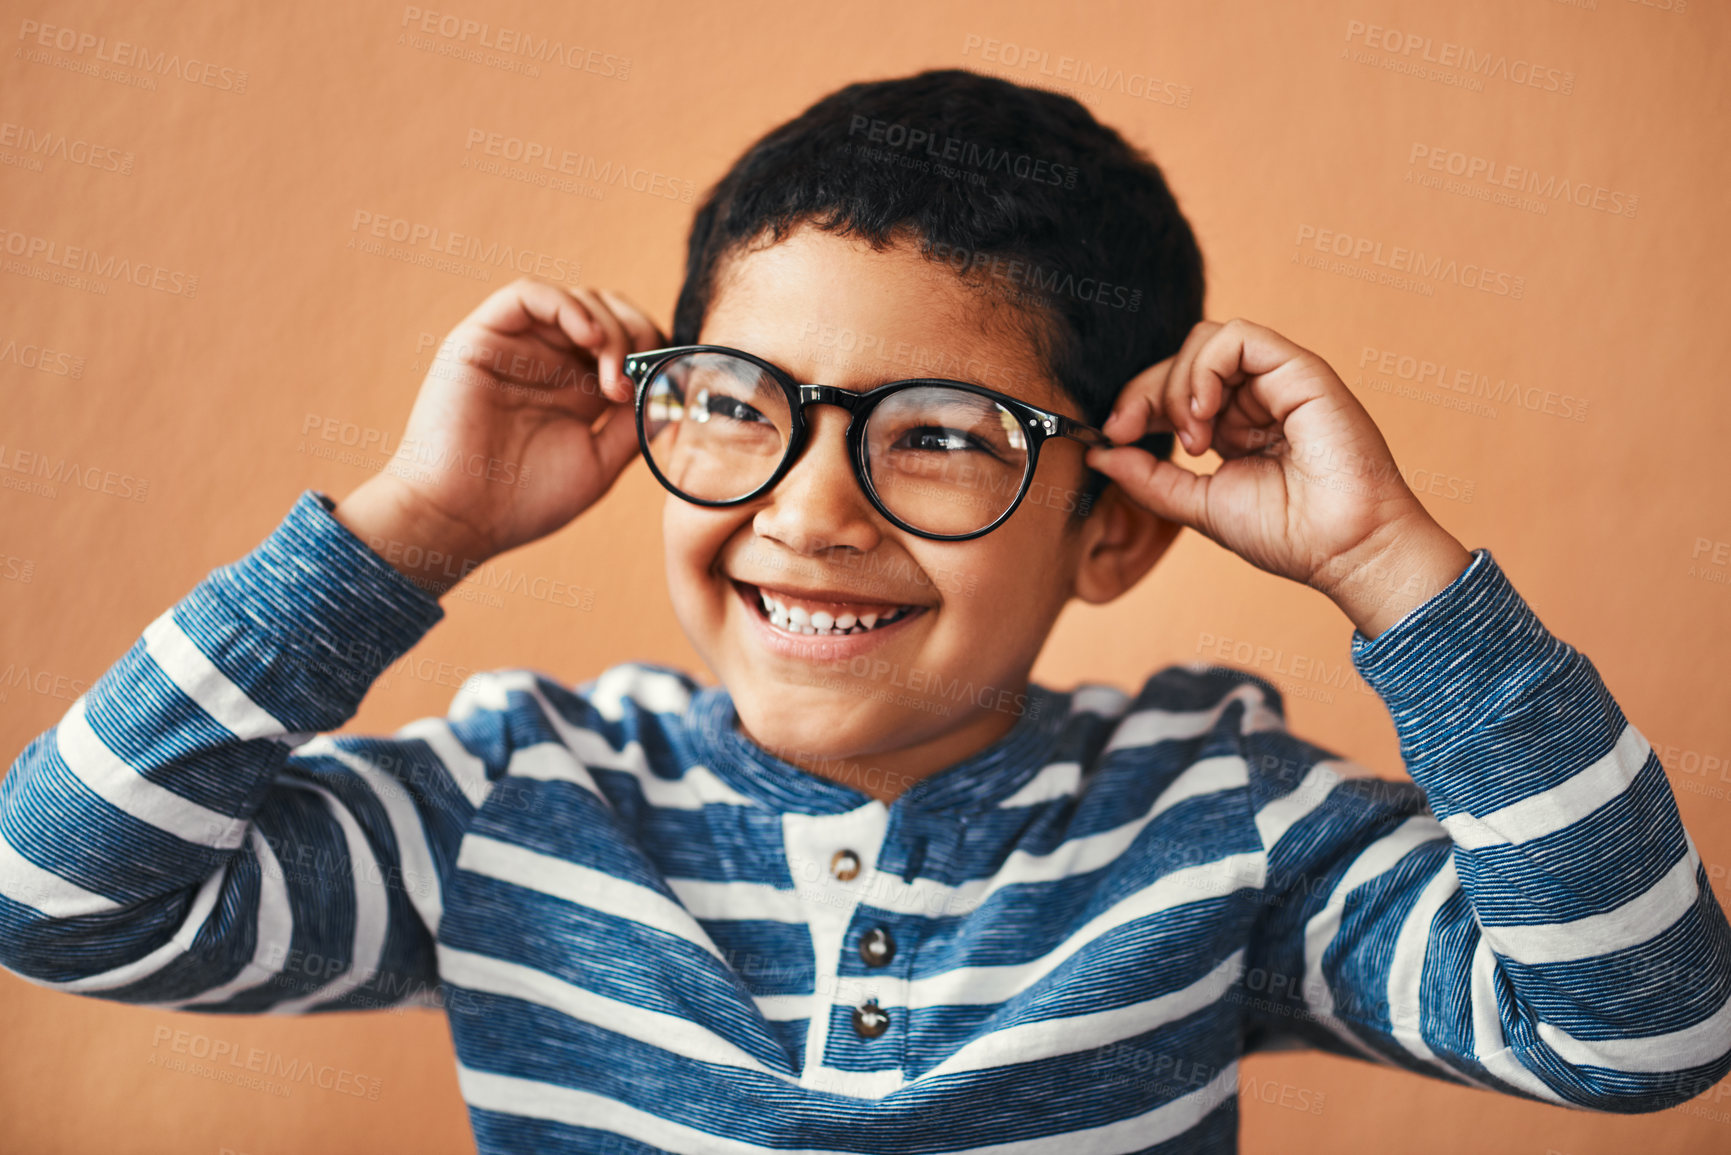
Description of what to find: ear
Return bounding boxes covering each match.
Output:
[1071,482,1184,605]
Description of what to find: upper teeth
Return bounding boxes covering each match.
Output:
[758,589,910,635]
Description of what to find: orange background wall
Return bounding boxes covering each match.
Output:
[3,1,1728,1152]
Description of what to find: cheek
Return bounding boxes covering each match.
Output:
[662,502,763,620]
[908,542,1006,618]
[930,530,1077,624]
[661,506,691,593]
[662,506,723,611]
[664,500,723,560]
[662,498,691,562]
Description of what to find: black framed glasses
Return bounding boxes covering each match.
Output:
[624,344,1147,541]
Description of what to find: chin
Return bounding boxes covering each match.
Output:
[730,685,907,764]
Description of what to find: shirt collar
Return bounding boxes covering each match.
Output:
[685,680,1068,816]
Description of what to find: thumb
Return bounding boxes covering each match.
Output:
[1086,445,1212,532]
[590,403,643,483]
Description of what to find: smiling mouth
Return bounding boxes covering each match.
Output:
[732,580,926,637]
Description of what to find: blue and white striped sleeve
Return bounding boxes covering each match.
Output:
[1239,547,1731,1112]
[0,489,507,1014]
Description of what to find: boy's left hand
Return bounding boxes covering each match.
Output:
[1084,318,1473,639]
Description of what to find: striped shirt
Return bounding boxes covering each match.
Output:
[2,488,1729,1154]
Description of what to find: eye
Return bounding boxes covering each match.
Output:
[692,385,771,425]
[894,424,1007,460]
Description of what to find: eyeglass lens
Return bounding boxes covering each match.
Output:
[640,350,1033,536]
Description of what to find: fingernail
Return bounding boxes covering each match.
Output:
[1190,396,1202,416]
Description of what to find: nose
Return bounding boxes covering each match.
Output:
[751,404,883,555]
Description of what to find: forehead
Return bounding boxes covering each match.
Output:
[698,225,1075,417]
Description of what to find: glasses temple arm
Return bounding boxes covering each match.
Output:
[1062,424,1114,450]
[1053,416,1176,465]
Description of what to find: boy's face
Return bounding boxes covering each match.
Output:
[665,225,1155,793]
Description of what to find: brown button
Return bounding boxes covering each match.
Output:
[830,849,861,881]
[852,1000,889,1038]
[859,927,895,968]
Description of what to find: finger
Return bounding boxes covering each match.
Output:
[1164,321,1223,455]
[589,401,643,482]
[490,283,620,407]
[513,284,624,403]
[1102,320,1219,444]
[1209,401,1283,460]
[1101,358,1173,444]
[470,277,595,352]
[594,290,668,407]
[568,286,631,400]
[596,289,668,353]
[1084,444,1212,533]
[1191,319,1323,432]
[1188,344,1228,433]
[443,280,606,401]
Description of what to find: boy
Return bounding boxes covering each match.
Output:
[2,68,1728,1154]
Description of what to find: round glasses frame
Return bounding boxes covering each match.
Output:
[624,344,1122,542]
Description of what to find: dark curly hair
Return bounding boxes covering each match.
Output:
[671,68,1204,513]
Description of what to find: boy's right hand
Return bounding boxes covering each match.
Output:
[332,278,664,597]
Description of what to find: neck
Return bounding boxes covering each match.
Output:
[737,696,1028,806]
